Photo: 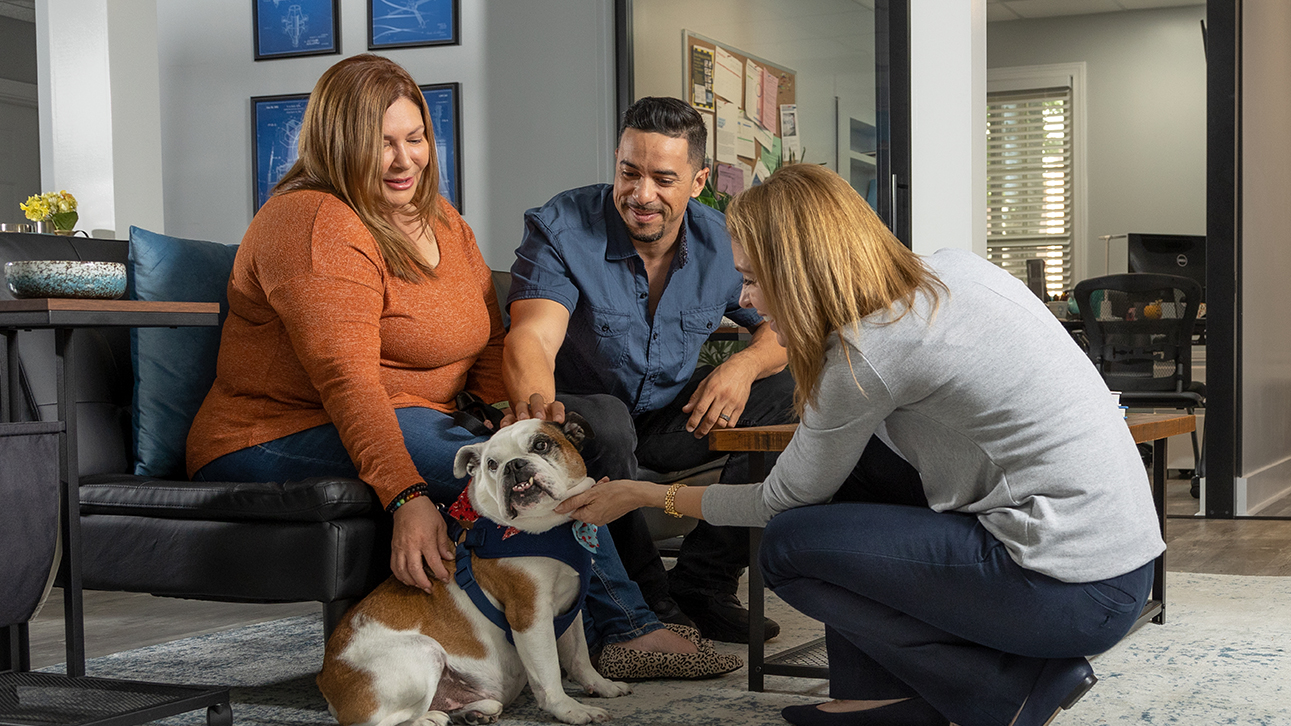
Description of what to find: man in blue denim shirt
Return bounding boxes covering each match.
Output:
[505,97,796,644]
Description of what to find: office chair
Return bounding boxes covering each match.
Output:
[1073,273,1205,497]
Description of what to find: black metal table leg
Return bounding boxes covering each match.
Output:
[1152,437,1167,624]
[55,329,85,676]
[747,451,766,692]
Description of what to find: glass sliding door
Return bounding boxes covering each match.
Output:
[615,0,909,244]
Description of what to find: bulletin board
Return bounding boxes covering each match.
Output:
[684,31,798,197]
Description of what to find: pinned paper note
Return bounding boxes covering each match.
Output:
[715,100,738,164]
[714,46,743,106]
[737,114,756,159]
[699,112,716,164]
[745,61,761,126]
[780,104,801,162]
[760,69,778,132]
[691,46,715,111]
[715,162,745,196]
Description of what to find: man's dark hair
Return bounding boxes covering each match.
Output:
[617,97,708,171]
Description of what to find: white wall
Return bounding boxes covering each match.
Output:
[38,0,615,266]
[988,5,1207,276]
[35,0,116,235]
[629,0,876,180]
[911,0,986,257]
[1238,0,1291,514]
[107,0,165,236]
[154,0,615,267]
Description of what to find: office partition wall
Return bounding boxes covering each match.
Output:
[1206,0,1291,519]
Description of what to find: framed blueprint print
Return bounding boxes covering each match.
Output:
[254,0,339,60]
[251,93,310,211]
[370,0,459,50]
[420,83,463,212]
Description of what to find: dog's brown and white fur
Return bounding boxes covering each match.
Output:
[316,416,631,726]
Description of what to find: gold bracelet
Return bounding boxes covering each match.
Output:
[664,482,688,518]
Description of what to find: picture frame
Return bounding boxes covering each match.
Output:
[370,0,460,50]
[253,0,340,60]
[251,93,310,212]
[420,82,464,212]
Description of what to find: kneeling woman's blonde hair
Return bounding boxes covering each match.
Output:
[725,164,944,416]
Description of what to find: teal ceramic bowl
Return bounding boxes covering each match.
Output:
[4,260,128,300]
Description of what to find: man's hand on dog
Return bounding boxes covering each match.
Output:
[503,393,565,427]
[556,477,652,526]
[391,497,455,592]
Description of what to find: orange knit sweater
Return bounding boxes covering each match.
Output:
[185,190,506,506]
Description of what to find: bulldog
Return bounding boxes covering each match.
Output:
[317,415,631,726]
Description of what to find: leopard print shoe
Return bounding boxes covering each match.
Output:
[595,627,744,681]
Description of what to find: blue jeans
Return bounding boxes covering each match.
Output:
[193,406,663,649]
[758,436,1153,726]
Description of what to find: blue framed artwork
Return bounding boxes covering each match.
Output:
[254,0,339,60]
[370,0,459,50]
[420,82,463,212]
[251,93,310,212]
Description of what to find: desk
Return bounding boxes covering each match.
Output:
[0,299,230,726]
[709,412,1195,691]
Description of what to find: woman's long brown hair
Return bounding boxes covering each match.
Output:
[274,53,442,281]
[725,164,945,416]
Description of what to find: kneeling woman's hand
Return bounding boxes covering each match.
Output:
[391,497,456,593]
[556,478,658,526]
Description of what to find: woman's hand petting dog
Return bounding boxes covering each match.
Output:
[391,497,456,592]
[556,477,656,526]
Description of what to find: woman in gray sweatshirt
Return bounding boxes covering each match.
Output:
[557,163,1165,726]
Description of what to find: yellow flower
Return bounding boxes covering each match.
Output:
[20,195,51,222]
[19,190,79,229]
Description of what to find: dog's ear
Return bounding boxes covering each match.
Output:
[561,412,595,452]
[453,442,485,479]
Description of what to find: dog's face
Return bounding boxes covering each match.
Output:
[452,413,595,533]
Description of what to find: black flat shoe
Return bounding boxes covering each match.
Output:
[673,591,780,643]
[1012,657,1097,726]
[651,597,697,629]
[781,698,948,726]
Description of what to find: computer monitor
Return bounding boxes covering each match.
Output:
[1126,233,1206,301]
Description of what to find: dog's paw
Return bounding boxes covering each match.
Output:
[584,678,632,699]
[458,699,504,725]
[549,700,613,724]
[411,711,451,726]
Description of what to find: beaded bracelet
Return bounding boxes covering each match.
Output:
[664,482,688,518]
[386,482,429,514]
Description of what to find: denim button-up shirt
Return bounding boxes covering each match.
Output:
[508,184,762,416]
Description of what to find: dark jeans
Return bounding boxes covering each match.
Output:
[760,436,1153,726]
[559,366,797,605]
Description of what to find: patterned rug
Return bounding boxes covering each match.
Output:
[61,572,1290,725]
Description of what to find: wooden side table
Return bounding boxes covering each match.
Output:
[0,299,232,726]
[709,412,1194,692]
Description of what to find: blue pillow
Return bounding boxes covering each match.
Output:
[127,226,239,478]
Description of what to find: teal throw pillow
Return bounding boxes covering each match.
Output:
[128,226,239,478]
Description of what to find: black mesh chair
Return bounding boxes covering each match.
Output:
[1073,273,1205,495]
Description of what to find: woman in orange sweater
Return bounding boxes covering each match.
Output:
[186,54,736,680]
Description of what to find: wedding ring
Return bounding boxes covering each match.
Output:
[719,413,731,421]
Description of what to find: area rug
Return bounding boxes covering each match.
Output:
[63,572,1289,725]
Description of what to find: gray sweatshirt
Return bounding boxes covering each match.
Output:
[702,248,1166,583]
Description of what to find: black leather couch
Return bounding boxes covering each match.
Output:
[0,232,387,641]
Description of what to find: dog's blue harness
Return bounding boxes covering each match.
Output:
[449,515,594,645]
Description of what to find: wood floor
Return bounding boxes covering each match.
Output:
[24,478,1291,670]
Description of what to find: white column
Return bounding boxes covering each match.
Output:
[107,0,165,237]
[35,0,116,236]
[909,0,987,258]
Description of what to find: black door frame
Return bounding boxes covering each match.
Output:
[1205,0,1238,518]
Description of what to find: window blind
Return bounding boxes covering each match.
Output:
[986,86,1072,297]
